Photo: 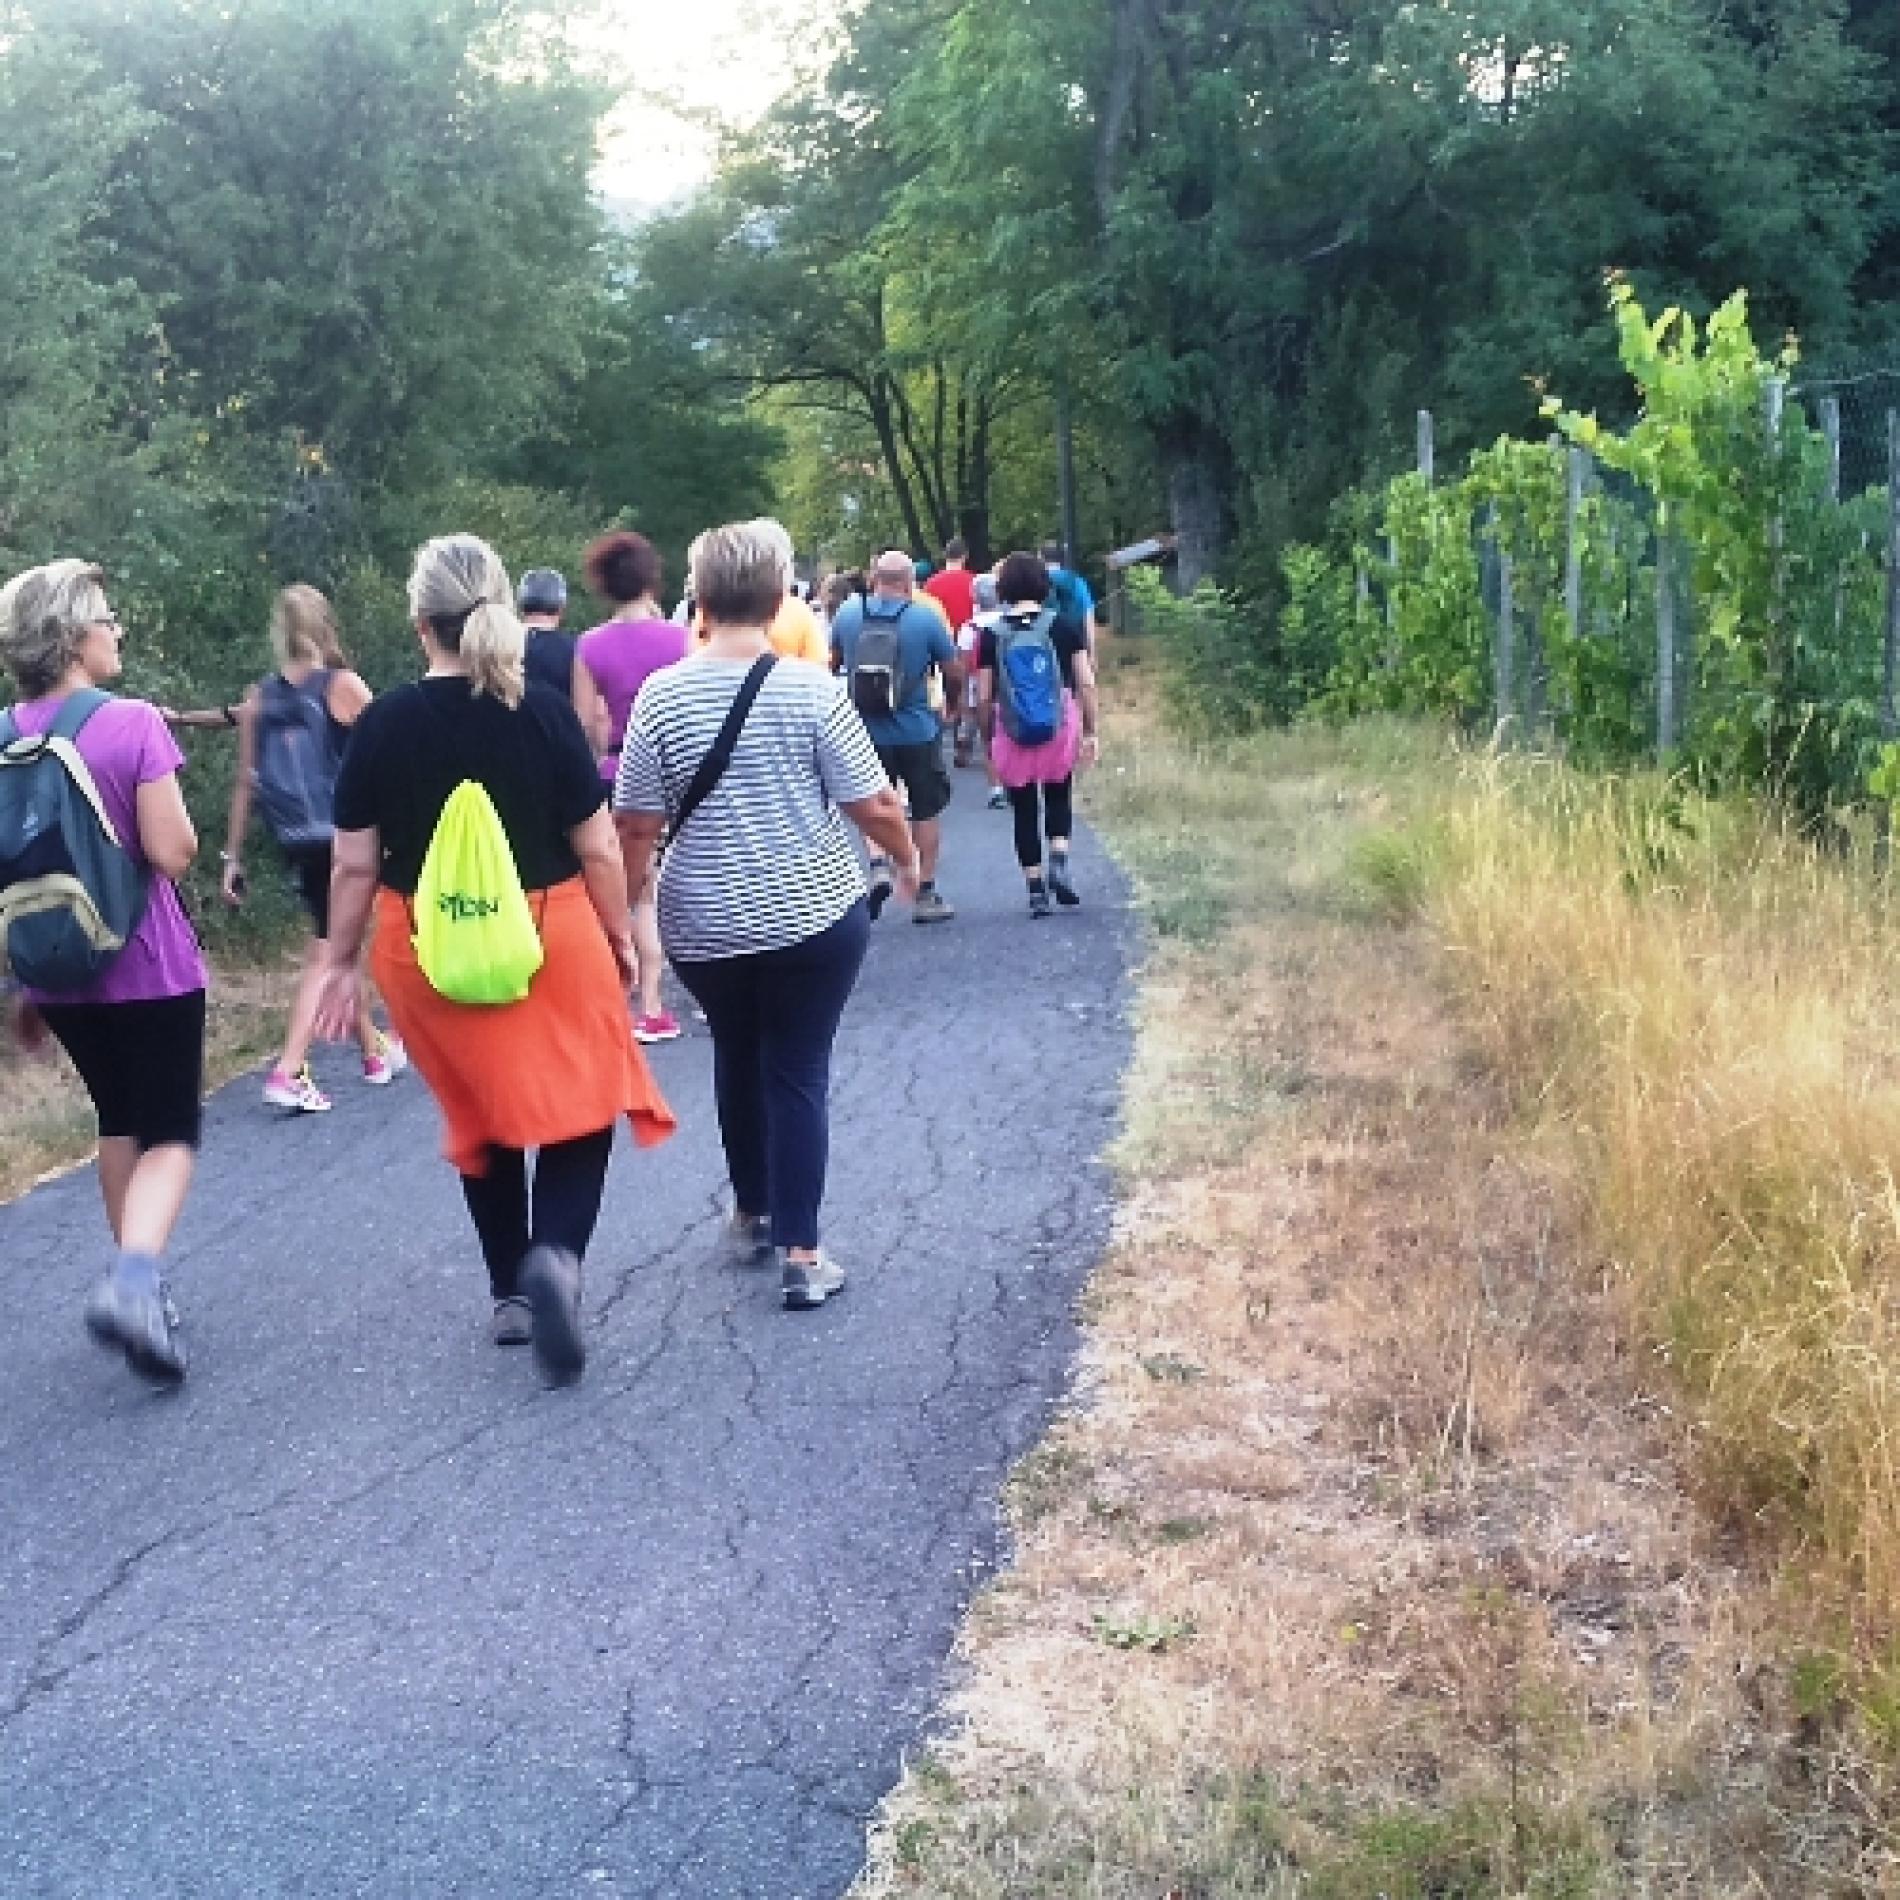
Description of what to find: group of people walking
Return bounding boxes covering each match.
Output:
[0,518,1103,1393]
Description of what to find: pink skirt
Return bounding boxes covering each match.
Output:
[991,692,1081,790]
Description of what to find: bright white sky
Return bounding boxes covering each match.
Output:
[583,0,835,213]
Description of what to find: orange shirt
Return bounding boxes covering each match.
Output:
[694,595,830,666]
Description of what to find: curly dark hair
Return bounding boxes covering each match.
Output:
[584,530,663,608]
[996,552,1052,606]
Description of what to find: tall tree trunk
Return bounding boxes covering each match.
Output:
[1168,435,1225,592]
[866,375,930,556]
[959,393,993,567]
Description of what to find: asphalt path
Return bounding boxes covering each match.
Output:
[0,776,1133,1899]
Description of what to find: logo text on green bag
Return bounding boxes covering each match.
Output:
[437,893,503,922]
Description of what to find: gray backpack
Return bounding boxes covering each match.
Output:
[0,690,149,991]
[254,669,338,850]
[849,601,912,722]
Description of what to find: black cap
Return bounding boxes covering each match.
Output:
[517,568,567,615]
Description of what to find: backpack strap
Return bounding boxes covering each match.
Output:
[48,688,112,744]
[668,654,777,845]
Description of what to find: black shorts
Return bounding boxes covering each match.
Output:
[875,740,953,824]
[40,990,208,1151]
[287,844,333,939]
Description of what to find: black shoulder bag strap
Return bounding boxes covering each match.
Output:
[668,654,777,845]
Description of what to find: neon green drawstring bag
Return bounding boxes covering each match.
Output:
[412,781,544,1005]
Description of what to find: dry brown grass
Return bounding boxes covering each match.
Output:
[854,675,1898,1897]
[0,959,296,1202]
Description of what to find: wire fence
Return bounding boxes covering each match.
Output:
[1376,383,1900,787]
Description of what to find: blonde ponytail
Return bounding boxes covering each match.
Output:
[459,597,526,708]
[407,533,526,708]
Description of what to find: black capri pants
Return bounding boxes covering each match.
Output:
[1007,776,1075,869]
[40,989,208,1151]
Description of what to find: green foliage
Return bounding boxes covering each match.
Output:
[1134,569,1279,739]
[1308,283,1890,815]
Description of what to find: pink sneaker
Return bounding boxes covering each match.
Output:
[362,1033,408,1086]
[263,1065,332,1114]
[634,1011,682,1045]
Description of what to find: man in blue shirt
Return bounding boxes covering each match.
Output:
[1040,541,1099,651]
[831,549,963,923]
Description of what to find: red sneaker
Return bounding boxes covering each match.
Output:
[634,1011,682,1044]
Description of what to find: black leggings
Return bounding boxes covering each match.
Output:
[460,1127,615,1300]
[1008,777,1074,869]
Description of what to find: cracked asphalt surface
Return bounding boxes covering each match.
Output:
[0,783,1132,1899]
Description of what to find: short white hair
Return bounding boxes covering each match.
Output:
[0,559,109,698]
[691,518,793,626]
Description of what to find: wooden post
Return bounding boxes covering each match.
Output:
[1491,505,1515,743]
[1564,445,1588,637]
[1657,528,1677,760]
[1418,409,1435,485]
[1881,412,1900,866]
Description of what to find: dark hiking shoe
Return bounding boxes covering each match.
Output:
[1048,853,1081,907]
[866,858,894,922]
[84,1268,187,1384]
[726,1210,773,1267]
[1028,887,1053,920]
[519,1246,586,1388]
[781,1252,847,1312]
[491,1296,533,1347]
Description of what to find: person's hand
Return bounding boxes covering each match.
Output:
[221,856,246,907]
[1079,732,1102,770]
[609,931,638,992]
[9,993,49,1058]
[311,961,362,1043]
[894,858,922,906]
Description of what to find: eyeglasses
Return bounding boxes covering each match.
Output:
[91,613,122,632]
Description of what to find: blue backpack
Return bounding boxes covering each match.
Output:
[0,690,149,991]
[994,609,1063,747]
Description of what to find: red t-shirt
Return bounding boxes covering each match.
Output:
[924,567,978,630]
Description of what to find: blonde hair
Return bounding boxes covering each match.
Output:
[691,518,793,628]
[0,559,110,698]
[406,533,525,707]
[270,583,346,671]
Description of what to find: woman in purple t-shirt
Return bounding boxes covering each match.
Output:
[0,559,205,1382]
[578,531,688,1043]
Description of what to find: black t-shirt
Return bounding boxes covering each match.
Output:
[978,609,1089,688]
[333,678,605,894]
[524,627,578,700]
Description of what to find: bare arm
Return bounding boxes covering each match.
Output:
[135,772,197,883]
[323,827,381,967]
[573,653,610,758]
[326,670,373,725]
[311,827,380,1041]
[614,809,664,914]
[221,687,261,899]
[1073,650,1102,764]
[841,786,916,871]
[571,805,636,987]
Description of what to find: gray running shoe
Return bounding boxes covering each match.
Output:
[986,786,1009,811]
[781,1251,847,1311]
[1028,887,1053,919]
[913,888,956,925]
[84,1270,187,1384]
[726,1210,773,1267]
[519,1246,586,1387]
[491,1296,533,1347]
[1048,853,1081,907]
